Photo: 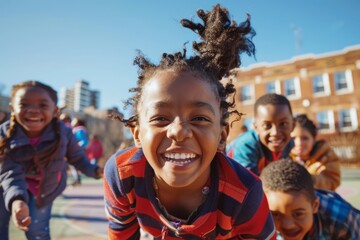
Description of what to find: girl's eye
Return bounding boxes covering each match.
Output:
[192,116,210,122]
[150,116,170,124]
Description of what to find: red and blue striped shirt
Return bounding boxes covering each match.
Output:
[104,147,276,239]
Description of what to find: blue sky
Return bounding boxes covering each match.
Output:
[1,0,359,115]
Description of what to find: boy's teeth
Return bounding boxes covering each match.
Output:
[164,153,196,160]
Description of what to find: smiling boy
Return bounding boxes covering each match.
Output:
[260,159,360,240]
[227,93,294,175]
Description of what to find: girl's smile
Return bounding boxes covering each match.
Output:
[10,86,58,138]
[132,69,227,189]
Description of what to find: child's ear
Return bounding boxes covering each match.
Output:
[53,107,59,118]
[312,196,320,214]
[9,102,14,112]
[129,126,142,148]
[217,124,229,152]
[253,120,259,133]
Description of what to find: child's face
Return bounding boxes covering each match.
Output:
[265,190,319,240]
[10,86,57,138]
[253,104,294,153]
[291,125,315,159]
[132,70,227,188]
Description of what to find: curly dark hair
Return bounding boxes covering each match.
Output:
[254,93,293,116]
[0,81,61,165]
[294,114,317,138]
[260,159,316,203]
[111,4,256,127]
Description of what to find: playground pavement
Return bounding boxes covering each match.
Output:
[9,166,360,240]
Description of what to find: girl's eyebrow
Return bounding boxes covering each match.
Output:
[192,101,215,115]
[148,100,216,115]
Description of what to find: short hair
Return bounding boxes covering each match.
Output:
[260,159,316,203]
[294,114,317,138]
[254,93,292,116]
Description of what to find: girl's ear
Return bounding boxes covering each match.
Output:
[217,124,229,152]
[9,102,14,112]
[129,126,142,148]
[53,107,59,118]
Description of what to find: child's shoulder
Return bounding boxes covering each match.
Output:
[217,153,261,193]
[317,189,359,221]
[107,147,146,169]
[316,189,360,238]
[231,129,259,146]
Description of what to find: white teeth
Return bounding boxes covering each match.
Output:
[164,153,196,160]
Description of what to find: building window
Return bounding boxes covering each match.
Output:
[316,110,335,133]
[312,73,330,96]
[240,85,254,104]
[266,81,280,94]
[339,109,358,132]
[334,70,353,94]
[283,77,300,99]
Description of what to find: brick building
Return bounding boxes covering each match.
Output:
[228,45,360,163]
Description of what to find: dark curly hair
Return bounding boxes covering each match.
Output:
[254,93,293,117]
[294,114,317,138]
[0,81,61,166]
[111,4,256,127]
[260,159,316,203]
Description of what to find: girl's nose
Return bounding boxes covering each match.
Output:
[167,119,192,142]
[27,104,41,112]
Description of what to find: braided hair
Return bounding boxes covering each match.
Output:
[111,4,256,127]
[0,81,61,166]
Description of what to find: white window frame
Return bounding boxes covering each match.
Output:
[283,77,301,100]
[338,108,358,132]
[316,110,335,133]
[240,84,255,105]
[312,73,330,97]
[334,69,354,94]
[266,80,281,94]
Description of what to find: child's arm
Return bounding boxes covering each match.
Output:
[64,128,101,178]
[228,132,261,175]
[11,199,31,231]
[306,144,340,191]
[103,154,140,239]
[0,158,29,212]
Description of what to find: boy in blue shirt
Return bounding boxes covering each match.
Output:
[260,159,360,240]
[227,93,294,175]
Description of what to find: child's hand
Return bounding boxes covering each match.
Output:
[95,166,104,178]
[11,200,31,231]
[306,161,325,175]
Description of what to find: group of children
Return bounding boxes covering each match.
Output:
[1,3,359,240]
